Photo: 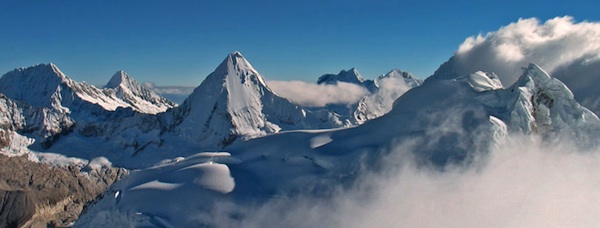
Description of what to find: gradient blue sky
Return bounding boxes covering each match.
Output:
[1,0,599,86]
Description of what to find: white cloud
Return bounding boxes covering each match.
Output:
[141,81,155,89]
[454,16,600,80]
[437,16,600,113]
[268,80,370,107]
[224,135,600,228]
[141,82,195,104]
[358,76,413,119]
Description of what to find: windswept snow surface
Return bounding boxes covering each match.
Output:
[77,64,600,227]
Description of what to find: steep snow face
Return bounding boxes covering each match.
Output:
[78,64,600,227]
[104,71,177,114]
[354,69,422,123]
[500,64,600,141]
[171,52,344,147]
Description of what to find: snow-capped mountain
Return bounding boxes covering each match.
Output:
[0,63,176,150]
[104,71,177,114]
[354,69,422,123]
[0,64,175,116]
[169,52,346,147]
[0,64,131,115]
[77,63,600,227]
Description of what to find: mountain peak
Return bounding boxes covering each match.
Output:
[103,70,176,114]
[0,63,70,96]
[382,69,414,79]
[105,70,133,89]
[26,63,68,80]
[173,52,332,147]
[229,51,243,58]
[223,51,249,68]
[513,63,554,88]
[523,63,551,80]
[317,68,364,85]
[0,63,129,110]
[206,51,266,87]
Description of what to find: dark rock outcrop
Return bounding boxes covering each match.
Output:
[0,155,127,227]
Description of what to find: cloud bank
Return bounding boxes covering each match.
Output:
[432,16,600,113]
[268,80,369,107]
[222,135,600,228]
[142,82,195,104]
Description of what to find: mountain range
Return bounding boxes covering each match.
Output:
[1,51,598,227]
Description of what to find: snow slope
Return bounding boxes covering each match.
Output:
[77,63,600,227]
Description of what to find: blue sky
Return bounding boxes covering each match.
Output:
[1,0,599,86]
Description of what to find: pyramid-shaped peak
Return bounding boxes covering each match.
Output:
[207,51,264,84]
[222,51,253,69]
[105,70,135,89]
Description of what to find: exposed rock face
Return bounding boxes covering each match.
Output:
[0,190,35,228]
[0,155,127,228]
